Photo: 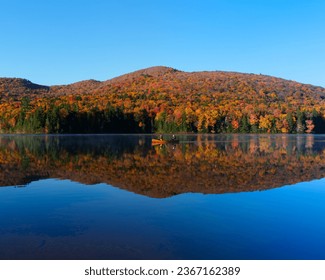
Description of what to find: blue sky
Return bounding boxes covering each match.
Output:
[0,0,324,86]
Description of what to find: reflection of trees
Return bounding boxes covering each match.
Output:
[0,135,325,198]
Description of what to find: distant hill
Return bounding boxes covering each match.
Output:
[1,66,325,133]
[0,78,49,98]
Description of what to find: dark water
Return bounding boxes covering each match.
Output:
[1,134,325,259]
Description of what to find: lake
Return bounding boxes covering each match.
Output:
[0,134,325,259]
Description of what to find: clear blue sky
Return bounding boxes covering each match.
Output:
[0,0,324,86]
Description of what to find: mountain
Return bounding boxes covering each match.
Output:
[2,66,325,100]
[1,66,325,134]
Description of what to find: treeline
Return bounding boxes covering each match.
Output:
[2,97,152,133]
[154,107,325,134]
[0,95,324,134]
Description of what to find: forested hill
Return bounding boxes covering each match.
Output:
[1,66,325,133]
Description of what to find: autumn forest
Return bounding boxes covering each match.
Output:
[1,66,325,134]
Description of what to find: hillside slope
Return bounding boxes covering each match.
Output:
[1,66,325,134]
[0,78,49,98]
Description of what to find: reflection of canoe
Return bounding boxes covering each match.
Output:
[168,139,180,144]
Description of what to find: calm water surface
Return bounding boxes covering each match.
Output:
[0,134,325,259]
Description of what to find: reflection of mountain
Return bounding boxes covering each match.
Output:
[1,135,325,198]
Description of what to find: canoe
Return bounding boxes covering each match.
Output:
[152,139,166,144]
[152,139,179,145]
